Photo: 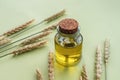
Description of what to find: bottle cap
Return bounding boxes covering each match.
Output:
[59,18,78,34]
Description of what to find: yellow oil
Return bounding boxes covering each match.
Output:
[55,40,82,66]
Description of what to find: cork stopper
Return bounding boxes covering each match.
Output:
[59,18,78,34]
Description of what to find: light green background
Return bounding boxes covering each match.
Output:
[0,0,119,80]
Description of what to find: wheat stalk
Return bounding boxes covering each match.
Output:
[104,39,110,64]
[11,40,47,55]
[44,9,65,23]
[21,31,51,46]
[80,65,88,80]
[48,51,54,80]
[3,19,35,36]
[95,45,102,80]
[0,37,11,46]
[36,69,43,80]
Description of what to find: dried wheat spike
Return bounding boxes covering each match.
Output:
[104,39,110,63]
[21,31,51,46]
[0,35,6,41]
[48,51,54,80]
[95,45,102,80]
[80,65,88,80]
[11,40,47,55]
[36,69,43,80]
[44,9,66,23]
[41,24,58,32]
[3,19,35,36]
[0,37,11,46]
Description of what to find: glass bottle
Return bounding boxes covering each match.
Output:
[54,18,83,66]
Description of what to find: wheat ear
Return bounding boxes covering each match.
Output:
[20,23,58,45]
[41,24,58,32]
[48,51,54,80]
[80,65,88,80]
[104,39,110,64]
[3,19,35,36]
[104,39,110,80]
[21,31,51,46]
[36,69,43,80]
[95,45,102,80]
[11,40,47,55]
[0,37,11,46]
[44,9,66,23]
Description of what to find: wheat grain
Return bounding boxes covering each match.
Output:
[48,51,54,80]
[0,35,6,41]
[79,76,83,80]
[36,69,43,80]
[0,38,11,46]
[3,19,35,36]
[11,40,47,55]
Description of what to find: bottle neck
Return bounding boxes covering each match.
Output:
[57,26,80,38]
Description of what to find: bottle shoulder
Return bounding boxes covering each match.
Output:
[54,32,83,48]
